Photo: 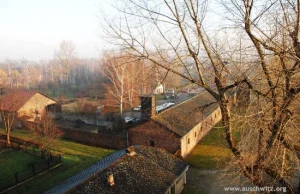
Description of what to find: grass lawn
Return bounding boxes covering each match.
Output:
[61,97,104,112]
[185,123,233,169]
[0,149,45,179]
[0,129,114,194]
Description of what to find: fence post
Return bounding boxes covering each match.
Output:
[15,173,18,184]
[59,154,61,163]
[50,152,53,161]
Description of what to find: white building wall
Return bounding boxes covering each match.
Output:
[181,107,222,158]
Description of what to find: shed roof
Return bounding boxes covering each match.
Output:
[68,145,188,194]
[153,92,219,137]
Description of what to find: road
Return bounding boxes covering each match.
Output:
[122,92,196,119]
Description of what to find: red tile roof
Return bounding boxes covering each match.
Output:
[0,90,37,111]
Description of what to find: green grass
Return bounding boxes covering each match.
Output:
[42,87,75,100]
[0,150,44,179]
[185,123,232,169]
[0,129,115,194]
[182,185,203,194]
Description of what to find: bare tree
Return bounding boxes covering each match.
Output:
[55,40,76,92]
[11,69,22,88]
[25,113,62,150]
[0,68,7,86]
[0,93,20,145]
[101,53,141,116]
[100,0,300,192]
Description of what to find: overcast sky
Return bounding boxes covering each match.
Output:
[0,0,105,61]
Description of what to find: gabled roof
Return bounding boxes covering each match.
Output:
[153,92,219,137]
[0,90,37,111]
[0,90,57,112]
[67,145,188,194]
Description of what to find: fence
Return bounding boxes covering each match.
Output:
[0,139,62,192]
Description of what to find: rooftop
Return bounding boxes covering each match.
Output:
[0,90,57,112]
[67,145,188,194]
[0,90,37,111]
[153,91,219,137]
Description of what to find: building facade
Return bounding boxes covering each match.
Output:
[129,92,222,157]
[0,90,59,122]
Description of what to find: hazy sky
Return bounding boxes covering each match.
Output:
[0,0,104,61]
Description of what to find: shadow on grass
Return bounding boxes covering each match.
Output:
[0,129,115,194]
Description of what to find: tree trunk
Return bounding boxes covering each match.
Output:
[219,98,240,156]
[6,131,11,145]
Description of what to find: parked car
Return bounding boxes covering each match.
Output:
[76,119,85,124]
[133,118,141,123]
[124,117,141,125]
[124,117,135,124]
[133,105,141,111]
[163,95,170,100]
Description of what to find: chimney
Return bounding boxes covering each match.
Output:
[126,146,136,156]
[107,174,115,186]
[140,95,156,120]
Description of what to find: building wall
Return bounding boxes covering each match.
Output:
[165,171,187,194]
[18,93,56,121]
[175,173,185,194]
[129,107,222,158]
[181,107,222,157]
[153,84,164,94]
[129,120,181,154]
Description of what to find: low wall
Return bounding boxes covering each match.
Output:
[62,128,127,150]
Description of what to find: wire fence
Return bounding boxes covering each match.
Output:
[0,139,62,192]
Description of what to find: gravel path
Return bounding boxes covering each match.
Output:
[186,167,257,194]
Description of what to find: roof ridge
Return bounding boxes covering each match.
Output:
[153,91,211,119]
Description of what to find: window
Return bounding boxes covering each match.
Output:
[188,138,190,144]
[194,132,196,137]
[215,114,216,118]
[201,126,203,132]
[150,140,155,147]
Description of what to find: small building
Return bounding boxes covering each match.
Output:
[48,145,189,194]
[129,92,222,158]
[153,83,164,95]
[0,90,60,122]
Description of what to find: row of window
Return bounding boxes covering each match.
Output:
[187,110,220,145]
